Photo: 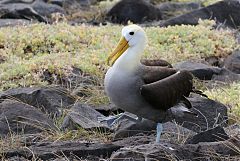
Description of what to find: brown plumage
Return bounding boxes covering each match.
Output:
[141,59,173,68]
[140,60,194,111]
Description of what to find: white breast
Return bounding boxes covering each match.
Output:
[104,66,142,110]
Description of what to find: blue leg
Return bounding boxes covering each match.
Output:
[156,123,163,143]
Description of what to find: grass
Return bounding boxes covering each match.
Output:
[0,20,238,92]
[144,0,221,6]
[176,0,222,6]
[205,83,240,123]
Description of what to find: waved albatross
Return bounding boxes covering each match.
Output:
[104,24,199,143]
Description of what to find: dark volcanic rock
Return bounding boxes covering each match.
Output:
[0,4,47,22]
[186,126,229,144]
[113,117,156,140]
[61,103,110,131]
[0,87,75,117]
[174,61,221,80]
[113,134,155,147]
[107,0,162,24]
[175,94,228,133]
[158,2,201,20]
[32,0,64,18]
[111,137,240,160]
[4,141,122,160]
[0,100,57,137]
[6,156,28,161]
[0,18,31,27]
[54,0,97,7]
[0,0,64,23]
[161,0,240,28]
[113,118,195,141]
[49,0,64,7]
[93,103,122,116]
[212,68,240,83]
[175,60,240,82]
[224,50,240,74]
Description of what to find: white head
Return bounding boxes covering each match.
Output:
[107,24,148,68]
[122,24,147,49]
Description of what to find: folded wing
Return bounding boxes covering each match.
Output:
[140,70,193,111]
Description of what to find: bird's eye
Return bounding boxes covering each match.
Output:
[129,32,134,35]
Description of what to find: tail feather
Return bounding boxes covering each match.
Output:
[181,96,192,109]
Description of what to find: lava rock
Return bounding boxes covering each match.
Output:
[224,50,240,74]
[49,0,64,7]
[174,61,221,80]
[175,60,240,82]
[0,3,47,22]
[61,103,110,131]
[0,18,31,27]
[113,118,195,141]
[161,0,240,29]
[107,0,162,24]
[3,141,122,160]
[111,136,240,160]
[158,2,201,20]
[113,134,155,147]
[176,94,228,133]
[186,126,229,144]
[93,103,122,116]
[113,117,156,140]
[61,0,97,7]
[0,100,57,137]
[0,0,65,23]
[0,87,75,117]
[212,68,240,83]
[32,0,64,18]
[5,156,28,161]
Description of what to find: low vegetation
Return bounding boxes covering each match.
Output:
[176,0,222,6]
[146,0,221,6]
[205,83,240,122]
[0,20,238,91]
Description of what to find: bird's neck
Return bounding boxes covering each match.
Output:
[113,44,143,74]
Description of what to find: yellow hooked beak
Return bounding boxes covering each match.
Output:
[107,36,129,66]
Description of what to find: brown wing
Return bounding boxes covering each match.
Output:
[141,59,173,68]
[140,70,193,111]
[142,66,177,84]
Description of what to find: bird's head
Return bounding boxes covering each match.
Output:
[107,24,147,66]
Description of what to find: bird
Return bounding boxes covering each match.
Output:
[104,24,200,143]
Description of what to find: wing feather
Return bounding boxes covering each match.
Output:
[140,70,193,111]
[142,66,177,84]
[141,59,173,68]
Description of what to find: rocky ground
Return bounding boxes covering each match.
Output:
[0,0,240,160]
